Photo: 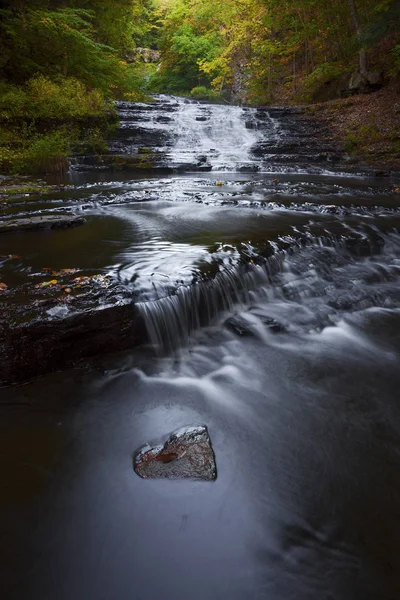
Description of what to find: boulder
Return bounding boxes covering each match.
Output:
[225,314,285,336]
[134,426,217,481]
[347,70,384,94]
[348,71,366,91]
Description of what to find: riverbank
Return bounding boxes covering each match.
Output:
[306,79,400,169]
[0,76,119,177]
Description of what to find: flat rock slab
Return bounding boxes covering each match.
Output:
[0,215,85,234]
[134,426,217,481]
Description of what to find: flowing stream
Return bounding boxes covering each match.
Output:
[1,96,400,599]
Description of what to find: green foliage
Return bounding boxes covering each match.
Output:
[0,4,152,98]
[300,62,346,102]
[344,123,380,153]
[155,0,399,103]
[154,0,227,93]
[0,146,20,174]
[1,8,108,89]
[91,0,153,51]
[0,77,112,120]
[390,45,400,76]
[362,0,400,46]
[190,86,221,101]
[14,131,71,175]
[0,1,159,176]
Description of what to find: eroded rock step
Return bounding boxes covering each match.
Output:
[72,96,344,173]
[0,215,85,234]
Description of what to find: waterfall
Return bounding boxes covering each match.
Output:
[169,99,263,171]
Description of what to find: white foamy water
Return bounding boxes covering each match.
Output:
[169,99,262,170]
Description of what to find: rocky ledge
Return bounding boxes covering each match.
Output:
[0,269,147,385]
[134,426,217,481]
[0,215,85,234]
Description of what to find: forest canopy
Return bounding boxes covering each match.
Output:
[0,0,398,104]
[0,0,398,174]
[151,0,400,103]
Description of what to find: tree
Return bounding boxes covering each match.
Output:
[347,0,367,77]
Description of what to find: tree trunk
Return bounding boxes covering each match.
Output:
[347,0,367,77]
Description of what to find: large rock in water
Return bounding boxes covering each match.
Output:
[133,426,217,481]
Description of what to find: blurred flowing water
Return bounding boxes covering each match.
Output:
[1,96,400,600]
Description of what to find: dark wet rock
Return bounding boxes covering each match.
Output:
[225,315,254,336]
[237,164,259,172]
[155,115,173,123]
[345,233,385,257]
[0,301,147,385]
[250,108,343,163]
[134,426,216,481]
[73,153,171,173]
[261,317,286,333]
[225,314,285,337]
[0,215,84,234]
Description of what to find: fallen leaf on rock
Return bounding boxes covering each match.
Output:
[64,288,72,294]
[0,282,8,291]
[72,276,91,285]
[52,268,78,277]
[35,279,58,288]
[134,425,216,481]
[72,274,110,287]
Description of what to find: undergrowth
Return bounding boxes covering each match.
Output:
[0,76,119,175]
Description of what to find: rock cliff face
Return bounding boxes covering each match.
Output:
[124,47,160,64]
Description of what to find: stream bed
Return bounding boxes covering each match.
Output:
[1,96,400,599]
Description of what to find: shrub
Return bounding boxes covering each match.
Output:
[27,76,108,119]
[390,45,400,76]
[0,85,29,119]
[13,131,71,175]
[300,62,346,102]
[0,146,21,173]
[190,86,221,101]
[0,76,113,121]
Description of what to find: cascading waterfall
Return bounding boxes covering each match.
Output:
[117,97,400,355]
[136,231,400,352]
[169,100,262,170]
